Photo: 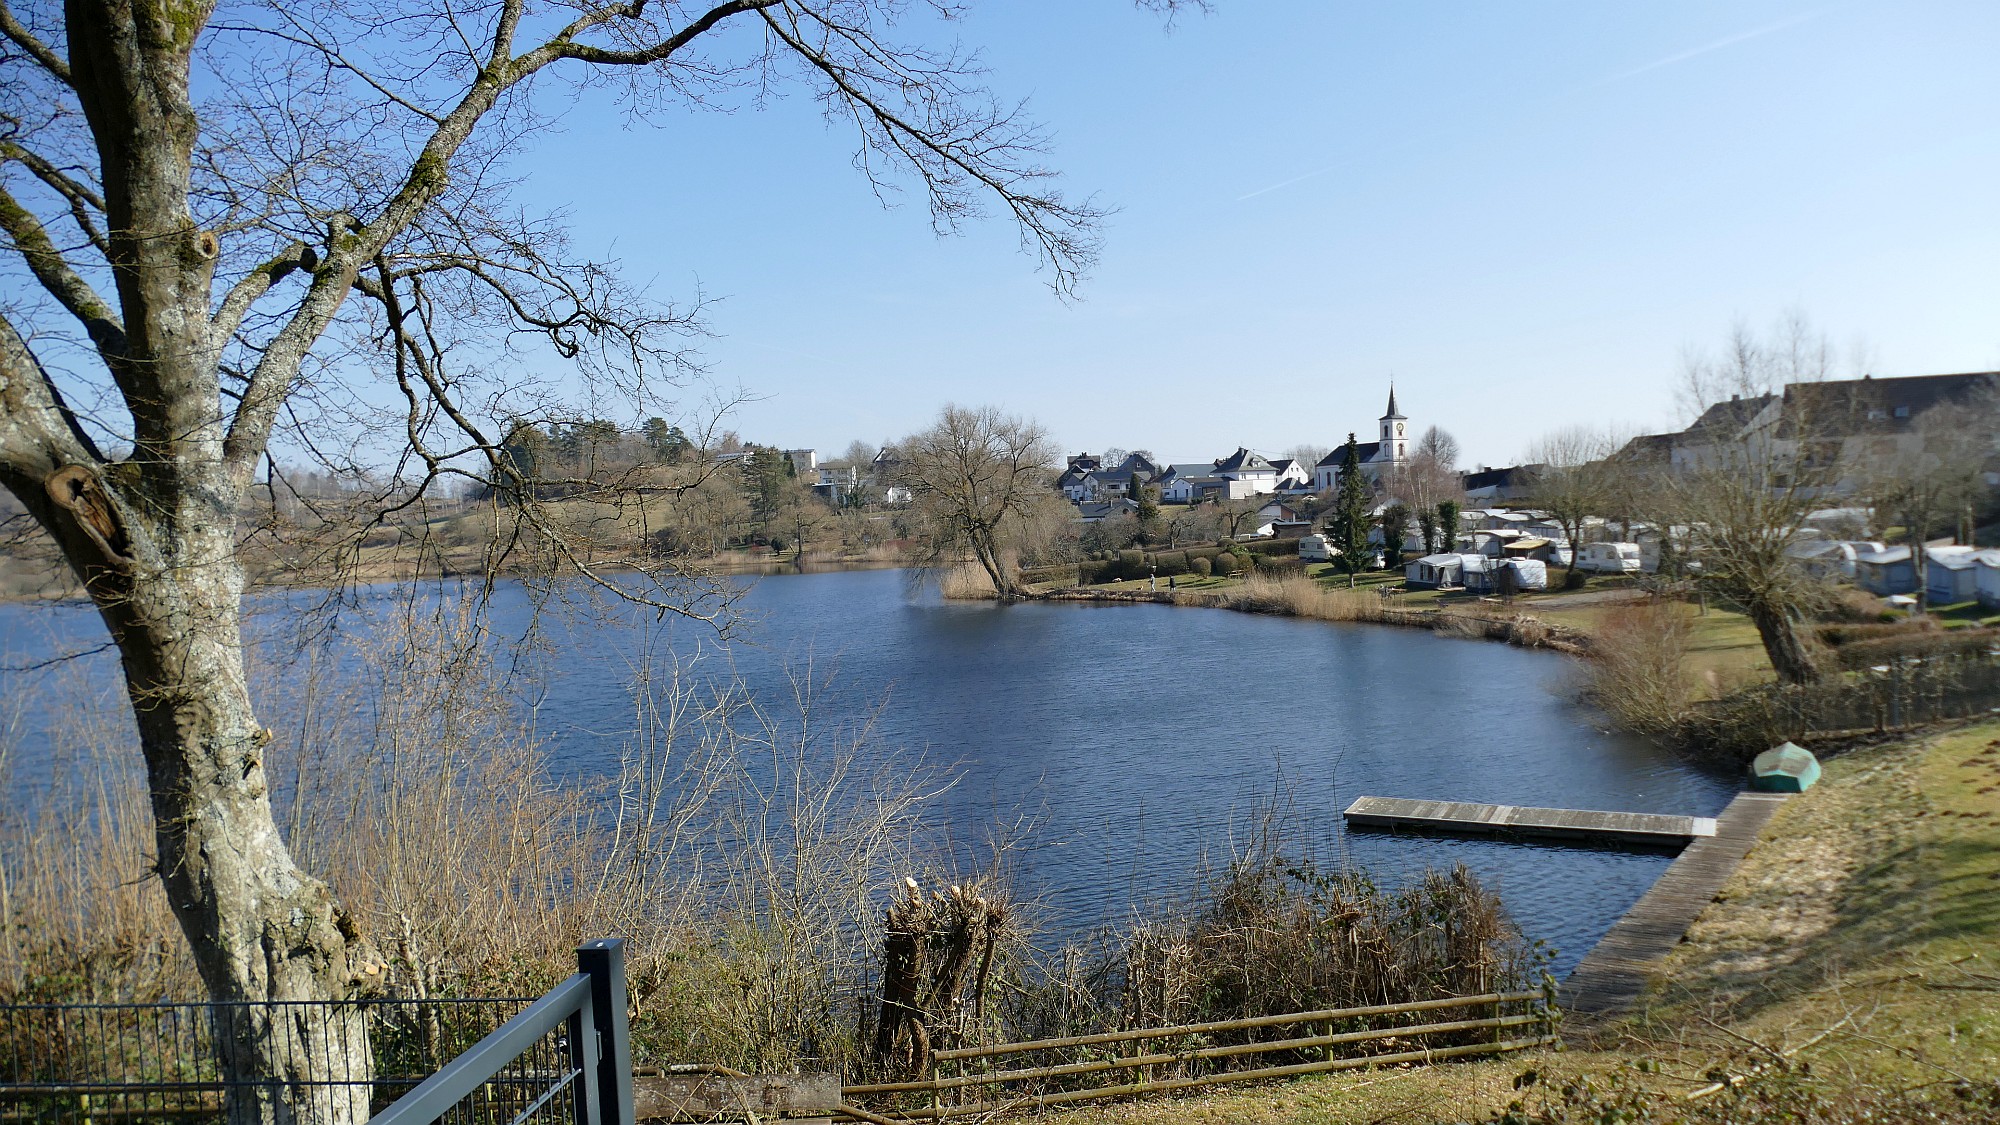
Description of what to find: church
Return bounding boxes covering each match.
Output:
[1311,386,1410,490]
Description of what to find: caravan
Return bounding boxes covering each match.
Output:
[1576,542,1642,574]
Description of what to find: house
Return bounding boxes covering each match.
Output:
[1461,466,1539,503]
[1855,546,1917,595]
[1082,452,1162,500]
[1927,546,1983,605]
[783,448,818,475]
[1075,498,1140,523]
[1209,448,1279,498]
[813,463,862,503]
[1057,453,1103,502]
[1268,458,1314,492]
[1156,464,1215,504]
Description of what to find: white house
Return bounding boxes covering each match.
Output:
[1210,448,1279,498]
[1268,458,1314,492]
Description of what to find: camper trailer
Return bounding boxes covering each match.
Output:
[1299,534,1333,562]
[1576,542,1642,574]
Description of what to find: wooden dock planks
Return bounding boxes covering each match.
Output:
[1342,795,1718,846]
[1559,791,1790,1019]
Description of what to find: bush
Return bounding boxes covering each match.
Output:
[1191,556,1212,577]
[1150,551,1190,577]
[1582,600,1694,735]
[1117,549,1146,580]
[1211,551,1238,577]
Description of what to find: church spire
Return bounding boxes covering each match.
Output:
[1384,382,1403,419]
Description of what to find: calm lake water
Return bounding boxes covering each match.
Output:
[0,568,1735,975]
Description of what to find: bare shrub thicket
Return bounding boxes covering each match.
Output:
[0,604,948,1076]
[1582,601,1696,736]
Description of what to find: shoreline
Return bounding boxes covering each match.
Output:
[1024,582,1594,656]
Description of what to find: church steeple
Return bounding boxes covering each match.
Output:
[1378,382,1408,464]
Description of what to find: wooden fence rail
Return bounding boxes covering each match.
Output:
[840,988,1557,1120]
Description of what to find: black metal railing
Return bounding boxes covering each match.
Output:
[0,940,632,1124]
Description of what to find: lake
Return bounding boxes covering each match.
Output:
[0,568,1735,975]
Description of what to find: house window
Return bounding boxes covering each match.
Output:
[1893,405,1911,419]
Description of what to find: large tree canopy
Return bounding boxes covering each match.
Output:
[0,2,1174,1119]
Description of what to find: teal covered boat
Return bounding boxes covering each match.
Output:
[1751,742,1820,792]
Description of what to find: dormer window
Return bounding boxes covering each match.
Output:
[1893,405,1910,419]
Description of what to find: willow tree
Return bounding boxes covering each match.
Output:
[893,404,1056,600]
[0,1,1132,1119]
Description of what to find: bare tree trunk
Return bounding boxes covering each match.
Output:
[1748,598,1824,686]
[90,530,381,1124]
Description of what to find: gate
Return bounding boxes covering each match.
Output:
[369,939,632,1125]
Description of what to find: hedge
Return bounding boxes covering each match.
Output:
[1834,628,2000,670]
[1817,619,1939,647]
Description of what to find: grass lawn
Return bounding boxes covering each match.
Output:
[1038,719,2000,1124]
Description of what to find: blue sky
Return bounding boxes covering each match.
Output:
[517,1,2000,468]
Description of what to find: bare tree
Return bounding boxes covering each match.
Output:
[1283,443,1330,469]
[1521,427,1616,589]
[892,405,1056,600]
[0,0,1151,1117]
[1863,386,2000,607]
[1647,316,1854,684]
[1385,424,1462,552]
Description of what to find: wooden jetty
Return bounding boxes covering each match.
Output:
[1560,791,1791,1019]
[1342,795,1718,847]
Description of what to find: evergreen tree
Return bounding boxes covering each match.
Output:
[1437,500,1461,554]
[1380,503,1411,569]
[1329,434,1372,588]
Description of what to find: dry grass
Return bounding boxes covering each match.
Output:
[938,561,999,600]
[0,600,953,1076]
[1213,574,1384,622]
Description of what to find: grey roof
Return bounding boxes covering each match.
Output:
[1212,447,1274,474]
[1384,384,1403,419]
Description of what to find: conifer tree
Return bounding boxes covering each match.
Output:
[1329,434,1373,588]
[1437,500,1462,554]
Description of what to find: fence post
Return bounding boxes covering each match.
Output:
[578,939,633,1125]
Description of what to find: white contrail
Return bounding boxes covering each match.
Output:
[1603,8,1827,84]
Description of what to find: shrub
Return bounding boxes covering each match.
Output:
[1582,600,1695,735]
[1150,551,1190,577]
[1191,557,1212,577]
[1211,551,1238,577]
[1117,549,1146,580]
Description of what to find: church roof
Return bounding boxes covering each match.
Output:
[1384,384,1404,419]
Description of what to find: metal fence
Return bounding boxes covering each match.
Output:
[0,940,631,1124]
